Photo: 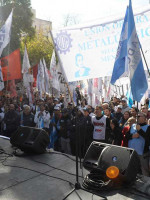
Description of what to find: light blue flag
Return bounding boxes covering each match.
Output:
[111,7,128,84]
[126,87,133,108]
[127,0,148,102]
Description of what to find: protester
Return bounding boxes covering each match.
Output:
[59,108,72,154]
[92,106,110,143]
[119,111,130,129]
[20,105,35,127]
[109,119,122,146]
[34,104,50,130]
[121,98,130,114]
[48,106,61,152]
[3,104,20,137]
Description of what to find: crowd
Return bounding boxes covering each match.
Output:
[0,93,150,176]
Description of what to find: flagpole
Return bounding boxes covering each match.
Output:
[140,46,150,77]
[49,30,75,106]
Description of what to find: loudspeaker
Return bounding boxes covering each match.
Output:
[10,126,50,154]
[83,142,141,183]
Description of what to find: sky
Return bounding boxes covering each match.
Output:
[31,0,150,29]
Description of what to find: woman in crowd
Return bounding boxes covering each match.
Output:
[109,119,123,146]
[119,111,130,130]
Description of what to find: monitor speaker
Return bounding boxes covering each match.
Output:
[83,142,141,183]
[10,126,50,154]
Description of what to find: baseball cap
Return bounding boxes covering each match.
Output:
[54,105,60,111]
[117,105,122,109]
[122,98,127,102]
[54,98,59,101]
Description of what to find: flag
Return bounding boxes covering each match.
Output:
[0,64,4,91]
[22,45,30,74]
[22,46,33,105]
[1,49,21,81]
[127,0,148,102]
[32,64,38,87]
[126,87,133,108]
[43,58,50,94]
[0,10,13,56]
[49,50,60,92]
[111,7,128,84]
[8,80,17,97]
[37,60,45,98]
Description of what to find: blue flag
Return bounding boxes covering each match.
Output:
[111,7,128,85]
[127,0,148,102]
[126,87,133,108]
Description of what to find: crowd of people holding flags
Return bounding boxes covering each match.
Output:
[0,0,150,181]
[0,91,149,176]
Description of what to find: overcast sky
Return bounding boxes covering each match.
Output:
[31,0,150,29]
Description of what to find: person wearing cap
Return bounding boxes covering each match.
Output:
[48,105,61,152]
[91,106,111,143]
[121,98,130,114]
[113,105,123,122]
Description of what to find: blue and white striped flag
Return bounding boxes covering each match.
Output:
[127,0,148,102]
[126,87,133,108]
[111,7,128,84]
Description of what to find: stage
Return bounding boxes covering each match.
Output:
[0,137,150,200]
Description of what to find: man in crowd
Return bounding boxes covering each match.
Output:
[34,104,50,131]
[113,105,123,122]
[20,105,35,127]
[136,112,150,176]
[92,106,110,143]
[121,98,130,114]
[3,104,20,137]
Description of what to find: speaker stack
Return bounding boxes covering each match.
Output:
[10,126,50,154]
[83,142,141,184]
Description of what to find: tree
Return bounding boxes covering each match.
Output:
[20,31,53,67]
[63,13,81,27]
[0,0,35,56]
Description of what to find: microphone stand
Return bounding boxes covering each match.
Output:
[63,116,107,200]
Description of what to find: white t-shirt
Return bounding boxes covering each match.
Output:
[92,115,107,140]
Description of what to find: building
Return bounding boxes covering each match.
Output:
[32,9,52,36]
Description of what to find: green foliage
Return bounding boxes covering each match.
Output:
[0,0,35,56]
[20,31,54,67]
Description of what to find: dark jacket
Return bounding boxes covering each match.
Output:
[59,115,72,139]
[108,127,123,146]
[4,110,20,137]
[21,112,35,127]
[137,123,150,154]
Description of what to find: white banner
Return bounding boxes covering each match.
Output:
[52,7,150,82]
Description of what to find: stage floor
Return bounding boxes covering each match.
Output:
[0,137,150,200]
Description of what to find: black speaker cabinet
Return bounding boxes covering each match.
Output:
[10,126,50,154]
[83,142,141,183]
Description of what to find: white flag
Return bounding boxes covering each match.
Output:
[22,45,30,74]
[0,10,13,56]
[37,60,45,98]
[43,58,50,94]
[50,50,60,92]
[0,65,4,91]
[22,45,33,86]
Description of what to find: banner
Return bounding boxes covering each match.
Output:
[52,6,150,82]
[1,49,22,81]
